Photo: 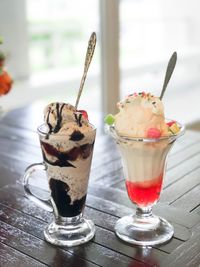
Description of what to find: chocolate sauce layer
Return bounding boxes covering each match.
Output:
[42,151,75,168]
[49,178,86,217]
[41,141,94,167]
[70,130,84,141]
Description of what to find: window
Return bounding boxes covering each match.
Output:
[0,0,101,122]
[120,0,200,123]
[1,0,200,124]
[27,0,100,122]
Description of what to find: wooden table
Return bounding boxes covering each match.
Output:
[0,105,200,267]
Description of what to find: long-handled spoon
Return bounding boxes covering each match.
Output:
[160,51,177,100]
[75,32,97,109]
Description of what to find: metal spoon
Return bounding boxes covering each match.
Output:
[160,51,177,100]
[75,32,97,109]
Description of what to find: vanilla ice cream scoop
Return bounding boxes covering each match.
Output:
[44,102,93,136]
[114,92,169,138]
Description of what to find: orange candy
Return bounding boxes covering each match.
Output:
[0,70,13,96]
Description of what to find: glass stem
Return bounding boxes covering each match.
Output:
[136,206,153,219]
[56,214,83,226]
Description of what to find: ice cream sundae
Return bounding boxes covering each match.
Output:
[40,102,95,217]
[105,92,181,207]
[23,32,97,247]
[105,52,185,246]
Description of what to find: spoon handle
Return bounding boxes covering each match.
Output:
[75,32,97,109]
[160,52,177,100]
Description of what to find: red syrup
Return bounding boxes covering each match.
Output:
[125,174,163,207]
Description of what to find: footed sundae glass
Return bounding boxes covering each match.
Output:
[23,123,96,247]
[108,122,185,246]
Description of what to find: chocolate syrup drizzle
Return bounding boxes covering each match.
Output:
[46,103,65,135]
[54,103,65,133]
[74,112,83,127]
[46,109,53,133]
[45,103,87,140]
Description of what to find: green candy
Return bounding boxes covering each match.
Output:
[104,114,115,125]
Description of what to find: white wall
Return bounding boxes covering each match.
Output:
[0,0,30,79]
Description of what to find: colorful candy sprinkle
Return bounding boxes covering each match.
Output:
[147,128,161,138]
[104,114,115,125]
[166,120,176,127]
[169,123,180,134]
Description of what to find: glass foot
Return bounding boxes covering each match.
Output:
[44,215,95,247]
[115,214,174,246]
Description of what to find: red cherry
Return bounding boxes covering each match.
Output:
[142,91,146,97]
[78,110,88,120]
[147,128,161,138]
[166,120,176,127]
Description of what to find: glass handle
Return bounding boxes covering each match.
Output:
[22,163,53,212]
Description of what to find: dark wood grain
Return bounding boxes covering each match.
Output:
[0,221,77,267]
[171,184,200,212]
[0,181,193,241]
[0,220,99,267]
[167,141,200,170]
[87,185,200,228]
[164,152,200,188]
[0,137,41,163]
[0,153,30,177]
[0,242,48,267]
[0,163,198,267]
[0,105,43,131]
[0,166,19,188]
[0,186,145,267]
[192,204,200,215]
[161,230,200,267]
[0,183,188,258]
[160,167,200,204]
[0,123,38,146]
[0,183,196,266]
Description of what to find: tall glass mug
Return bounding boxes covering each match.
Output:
[23,124,96,247]
[108,121,185,246]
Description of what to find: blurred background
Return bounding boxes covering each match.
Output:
[0,0,200,129]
